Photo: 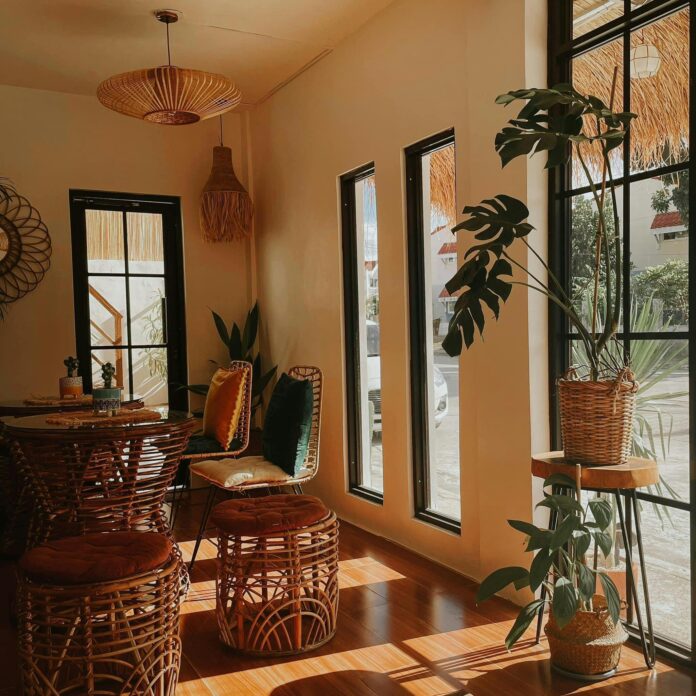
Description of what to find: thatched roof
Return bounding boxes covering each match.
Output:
[86,209,163,263]
[573,6,689,173]
[573,0,623,38]
[429,145,456,227]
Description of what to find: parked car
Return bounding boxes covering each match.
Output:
[365,320,448,434]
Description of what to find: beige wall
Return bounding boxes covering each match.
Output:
[0,84,252,403]
[251,0,548,593]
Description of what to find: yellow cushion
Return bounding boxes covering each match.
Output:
[203,367,246,450]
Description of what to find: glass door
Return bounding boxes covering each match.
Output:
[69,191,187,410]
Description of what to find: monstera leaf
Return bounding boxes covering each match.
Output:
[442,195,533,356]
[494,84,635,169]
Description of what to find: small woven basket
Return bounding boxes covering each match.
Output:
[557,368,638,466]
[545,595,628,676]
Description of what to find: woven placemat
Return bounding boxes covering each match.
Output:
[24,395,93,406]
[45,409,162,427]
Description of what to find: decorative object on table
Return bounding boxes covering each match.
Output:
[18,532,182,695]
[187,365,322,571]
[180,302,277,416]
[213,494,338,655]
[45,408,162,427]
[92,362,121,416]
[58,356,83,399]
[0,179,52,319]
[441,77,639,466]
[97,10,242,125]
[200,116,254,242]
[476,471,626,679]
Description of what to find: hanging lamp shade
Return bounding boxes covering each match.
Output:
[630,42,661,79]
[97,11,242,125]
[200,145,254,242]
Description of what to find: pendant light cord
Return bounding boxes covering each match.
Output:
[166,22,171,66]
[219,116,224,146]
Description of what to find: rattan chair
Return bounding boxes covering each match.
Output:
[187,365,323,570]
[169,360,253,526]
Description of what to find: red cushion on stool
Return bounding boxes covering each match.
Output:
[20,532,173,585]
[211,494,329,535]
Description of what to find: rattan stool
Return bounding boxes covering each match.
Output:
[213,494,339,656]
[17,531,182,695]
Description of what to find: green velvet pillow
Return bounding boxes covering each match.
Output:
[262,373,314,476]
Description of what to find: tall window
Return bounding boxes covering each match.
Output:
[341,164,384,502]
[550,1,693,658]
[70,191,188,410]
[406,130,460,532]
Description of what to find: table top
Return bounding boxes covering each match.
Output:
[532,451,659,490]
[0,395,144,417]
[2,409,194,435]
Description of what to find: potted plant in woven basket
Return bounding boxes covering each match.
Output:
[477,472,627,679]
[442,82,639,465]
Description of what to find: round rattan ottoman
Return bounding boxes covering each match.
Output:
[17,532,182,695]
[212,494,339,656]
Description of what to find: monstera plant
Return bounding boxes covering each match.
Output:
[444,83,639,467]
[443,83,634,369]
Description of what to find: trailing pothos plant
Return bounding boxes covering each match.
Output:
[443,83,636,380]
[476,473,622,649]
[179,302,277,415]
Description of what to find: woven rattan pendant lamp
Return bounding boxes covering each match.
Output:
[200,117,254,241]
[97,10,242,125]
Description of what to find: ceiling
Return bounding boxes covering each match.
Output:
[0,0,395,106]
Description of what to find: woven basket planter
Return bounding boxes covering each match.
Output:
[557,370,639,466]
[545,595,628,676]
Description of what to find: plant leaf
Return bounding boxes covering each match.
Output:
[211,310,229,347]
[504,599,545,650]
[529,548,554,591]
[536,494,583,515]
[550,514,580,551]
[242,303,259,353]
[577,563,596,602]
[589,498,613,531]
[552,577,579,629]
[592,530,613,558]
[228,324,243,360]
[476,567,529,603]
[443,195,532,356]
[572,529,592,557]
[176,383,210,396]
[598,573,621,624]
[542,473,576,491]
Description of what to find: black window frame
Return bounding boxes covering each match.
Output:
[69,189,189,412]
[340,163,384,505]
[548,0,695,664]
[405,128,461,535]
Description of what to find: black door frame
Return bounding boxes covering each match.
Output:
[69,189,188,412]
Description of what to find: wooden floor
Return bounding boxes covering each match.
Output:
[2,491,695,695]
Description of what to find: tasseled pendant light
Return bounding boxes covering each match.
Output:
[200,117,254,241]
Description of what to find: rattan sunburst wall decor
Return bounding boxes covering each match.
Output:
[0,179,52,318]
